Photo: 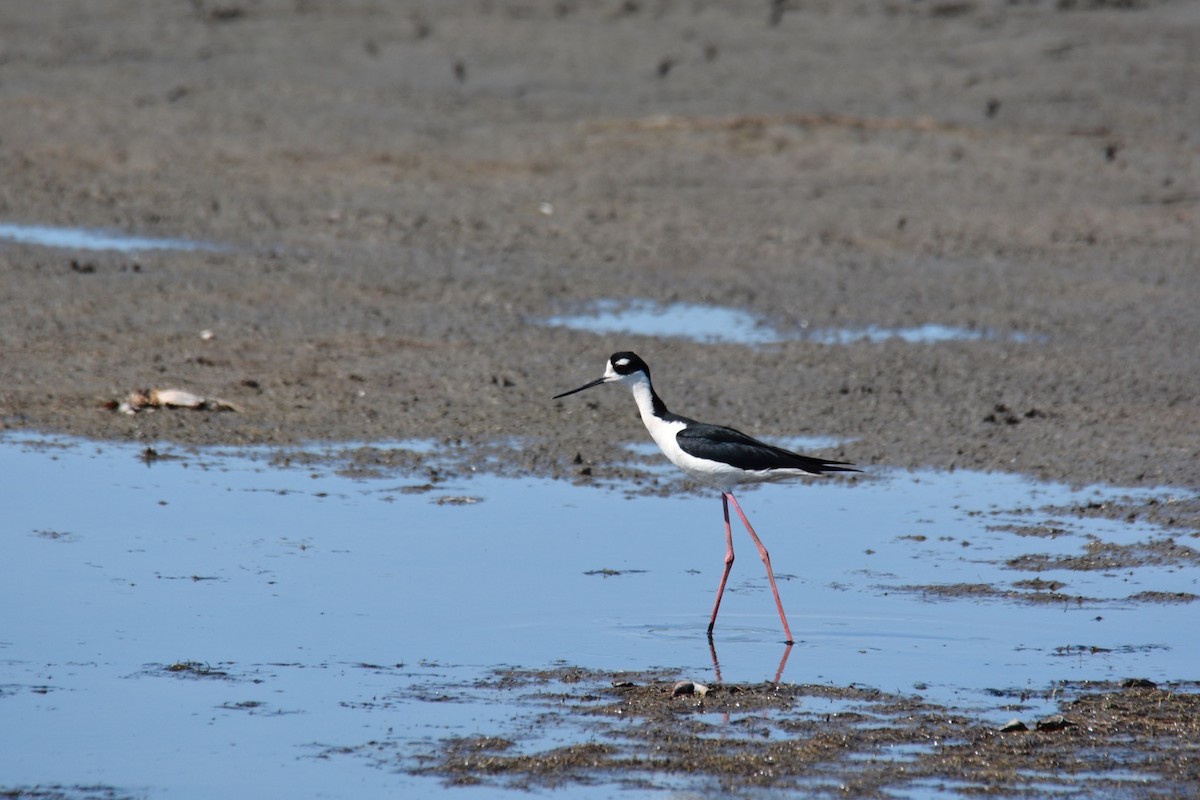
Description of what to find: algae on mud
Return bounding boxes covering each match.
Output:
[2,1,1200,797]
[408,667,1200,796]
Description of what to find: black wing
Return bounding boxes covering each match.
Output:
[675,421,858,475]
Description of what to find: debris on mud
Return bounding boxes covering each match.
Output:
[161,661,232,679]
[1006,538,1200,572]
[393,667,1200,796]
[887,578,1198,605]
[109,388,239,415]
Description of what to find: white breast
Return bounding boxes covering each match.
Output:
[628,382,739,487]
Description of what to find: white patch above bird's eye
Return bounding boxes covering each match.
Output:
[614,358,630,367]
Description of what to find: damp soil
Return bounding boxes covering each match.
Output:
[388,666,1200,796]
[1,2,1197,498]
[2,1,1199,795]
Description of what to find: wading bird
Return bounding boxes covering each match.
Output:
[554,352,857,644]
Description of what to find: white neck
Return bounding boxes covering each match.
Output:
[627,374,661,424]
[622,371,697,478]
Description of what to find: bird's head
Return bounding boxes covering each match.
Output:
[553,351,651,399]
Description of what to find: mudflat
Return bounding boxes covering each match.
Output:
[2,2,1199,793]
[2,0,1197,495]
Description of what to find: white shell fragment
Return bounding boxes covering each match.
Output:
[115,388,240,415]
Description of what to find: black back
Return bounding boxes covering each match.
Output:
[676,420,858,475]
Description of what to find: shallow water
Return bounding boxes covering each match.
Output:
[805,323,1036,345]
[2,435,1195,798]
[544,298,778,345]
[544,299,1034,346]
[0,222,218,253]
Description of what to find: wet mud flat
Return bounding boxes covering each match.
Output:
[0,1,1198,505]
[400,667,1200,797]
[2,2,1200,798]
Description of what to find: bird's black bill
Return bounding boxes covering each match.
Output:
[552,376,608,399]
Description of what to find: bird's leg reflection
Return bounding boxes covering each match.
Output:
[774,642,794,684]
[708,635,724,685]
[707,637,795,686]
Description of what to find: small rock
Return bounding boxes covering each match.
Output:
[1035,714,1075,732]
[672,680,709,697]
[999,718,1028,732]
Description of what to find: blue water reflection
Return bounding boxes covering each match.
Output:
[545,299,778,345]
[1,435,1194,798]
[543,299,1035,346]
[0,222,219,253]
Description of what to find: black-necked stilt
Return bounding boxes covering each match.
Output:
[554,351,858,645]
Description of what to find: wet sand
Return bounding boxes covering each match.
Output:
[1,1,1199,795]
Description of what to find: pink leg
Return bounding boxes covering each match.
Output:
[706,494,736,637]
[726,491,795,645]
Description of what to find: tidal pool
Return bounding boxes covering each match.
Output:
[543,299,1035,347]
[0,222,219,253]
[1,435,1195,798]
[543,299,779,346]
